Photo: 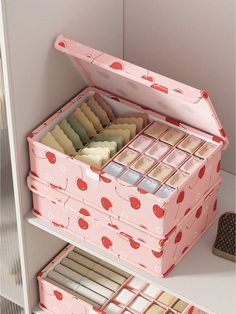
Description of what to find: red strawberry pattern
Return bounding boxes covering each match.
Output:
[79,208,90,216]
[46,151,56,164]
[152,250,163,258]
[213,200,217,211]
[100,175,111,183]
[129,196,141,210]
[101,197,112,210]
[188,306,194,314]
[120,232,140,249]
[130,239,140,249]
[200,90,208,98]
[78,217,89,230]
[198,165,206,179]
[54,290,63,301]
[110,61,123,70]
[219,128,226,137]
[58,41,66,48]
[177,191,185,204]
[184,208,191,216]
[142,75,154,82]
[37,271,43,277]
[76,178,88,191]
[137,187,148,194]
[90,166,104,175]
[153,204,165,218]
[174,88,184,94]
[195,206,203,219]
[101,236,112,249]
[151,84,168,94]
[175,231,182,244]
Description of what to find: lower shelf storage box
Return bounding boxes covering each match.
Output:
[29,173,220,277]
[38,244,208,314]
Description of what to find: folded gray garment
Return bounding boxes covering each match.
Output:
[67,114,90,144]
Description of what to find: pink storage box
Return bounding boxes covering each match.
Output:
[27,36,227,238]
[28,173,220,277]
[38,244,207,314]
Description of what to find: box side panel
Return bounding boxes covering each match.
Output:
[38,279,93,314]
[30,176,219,277]
[28,87,222,237]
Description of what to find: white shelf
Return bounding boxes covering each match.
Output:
[33,305,44,314]
[27,170,235,314]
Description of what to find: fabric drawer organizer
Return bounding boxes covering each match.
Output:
[27,35,228,277]
[38,244,208,314]
[29,175,220,277]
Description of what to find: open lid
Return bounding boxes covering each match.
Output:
[55,35,228,149]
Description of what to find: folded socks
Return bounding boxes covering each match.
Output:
[40,132,65,153]
[94,92,115,121]
[74,108,97,137]
[102,128,131,145]
[81,102,103,132]
[77,147,110,165]
[60,119,83,150]
[93,135,124,150]
[51,125,76,156]
[87,96,110,126]
[67,114,90,144]
[114,117,143,133]
[87,141,117,157]
[75,154,103,169]
[108,123,136,138]
[47,270,107,306]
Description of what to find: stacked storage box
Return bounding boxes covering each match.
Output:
[27,36,228,280]
[38,244,208,314]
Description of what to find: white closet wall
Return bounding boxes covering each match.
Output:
[0,1,123,312]
[124,0,235,174]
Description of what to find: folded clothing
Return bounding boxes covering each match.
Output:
[76,147,111,165]
[87,96,111,126]
[92,134,124,150]
[108,123,137,138]
[67,114,90,145]
[75,154,103,169]
[81,102,103,132]
[60,119,83,150]
[74,108,97,137]
[102,128,131,145]
[114,117,143,133]
[87,141,117,157]
[40,132,65,153]
[94,92,115,121]
[39,93,148,168]
[51,125,76,156]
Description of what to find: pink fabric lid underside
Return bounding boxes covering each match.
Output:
[55,35,228,149]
